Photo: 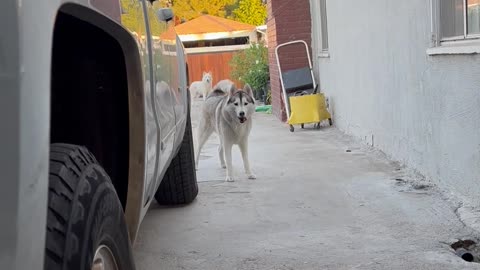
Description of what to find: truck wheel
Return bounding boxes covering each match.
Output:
[155,100,198,205]
[44,144,135,270]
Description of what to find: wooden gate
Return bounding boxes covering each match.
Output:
[186,51,244,88]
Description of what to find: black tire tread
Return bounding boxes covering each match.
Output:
[46,143,135,270]
[45,144,93,270]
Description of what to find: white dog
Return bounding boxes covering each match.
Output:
[213,79,235,93]
[195,83,257,182]
[190,71,213,101]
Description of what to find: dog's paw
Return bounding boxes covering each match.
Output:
[247,174,257,180]
[225,176,235,182]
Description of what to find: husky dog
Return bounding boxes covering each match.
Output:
[190,71,213,101]
[213,79,235,93]
[195,84,257,182]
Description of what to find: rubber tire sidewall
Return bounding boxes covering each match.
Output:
[71,164,134,270]
[45,145,135,270]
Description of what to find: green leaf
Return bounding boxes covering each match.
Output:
[232,0,266,26]
[230,41,269,94]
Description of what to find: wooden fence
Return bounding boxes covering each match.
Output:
[186,51,244,88]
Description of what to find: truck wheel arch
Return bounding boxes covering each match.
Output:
[51,3,146,243]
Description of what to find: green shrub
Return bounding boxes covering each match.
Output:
[230,42,269,98]
[265,89,271,105]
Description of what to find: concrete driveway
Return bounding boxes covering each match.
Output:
[133,99,480,270]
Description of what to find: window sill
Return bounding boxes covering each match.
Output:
[427,40,480,55]
[317,51,330,58]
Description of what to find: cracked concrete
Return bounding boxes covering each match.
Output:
[133,99,480,269]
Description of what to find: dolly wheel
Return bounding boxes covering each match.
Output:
[289,125,294,132]
[301,124,304,129]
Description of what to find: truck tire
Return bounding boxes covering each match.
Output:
[155,98,198,205]
[44,144,135,270]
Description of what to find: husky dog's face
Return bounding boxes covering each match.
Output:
[202,71,213,85]
[226,84,256,124]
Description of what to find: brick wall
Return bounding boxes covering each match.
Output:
[267,0,312,122]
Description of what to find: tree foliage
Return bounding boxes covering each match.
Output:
[233,0,267,26]
[171,0,237,21]
[224,1,240,19]
[120,0,267,36]
[120,0,167,37]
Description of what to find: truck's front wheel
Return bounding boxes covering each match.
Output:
[44,144,135,270]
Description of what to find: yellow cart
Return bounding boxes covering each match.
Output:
[275,40,332,132]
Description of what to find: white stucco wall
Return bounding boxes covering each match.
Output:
[310,0,480,206]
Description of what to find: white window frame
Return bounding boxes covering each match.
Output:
[311,0,329,58]
[428,0,480,55]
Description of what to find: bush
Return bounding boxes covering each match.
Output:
[265,89,271,105]
[230,42,269,99]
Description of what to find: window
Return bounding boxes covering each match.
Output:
[439,0,480,41]
[319,0,329,51]
[182,37,249,48]
[313,0,329,57]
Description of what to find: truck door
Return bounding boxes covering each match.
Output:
[143,1,177,194]
[120,0,159,207]
[169,35,189,147]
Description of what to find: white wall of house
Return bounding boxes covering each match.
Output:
[310,0,480,206]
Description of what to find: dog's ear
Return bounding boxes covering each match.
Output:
[203,71,206,76]
[228,84,236,96]
[244,84,254,98]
